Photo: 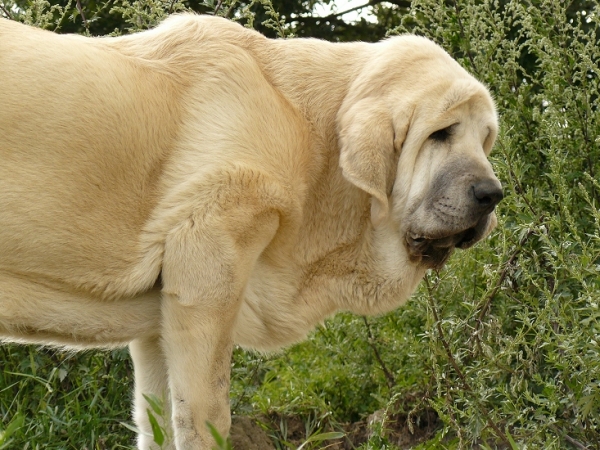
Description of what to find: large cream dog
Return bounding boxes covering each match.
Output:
[0,14,503,449]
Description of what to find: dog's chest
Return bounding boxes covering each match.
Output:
[232,257,325,351]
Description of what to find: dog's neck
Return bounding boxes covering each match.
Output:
[247,37,370,147]
[249,40,372,251]
[242,37,423,315]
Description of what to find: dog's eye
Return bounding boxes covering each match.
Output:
[429,126,453,142]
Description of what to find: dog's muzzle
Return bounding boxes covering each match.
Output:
[406,178,503,269]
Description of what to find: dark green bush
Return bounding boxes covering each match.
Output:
[387,0,600,447]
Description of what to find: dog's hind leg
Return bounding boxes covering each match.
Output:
[130,336,175,450]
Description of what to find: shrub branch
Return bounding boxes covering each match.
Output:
[426,277,511,446]
[363,317,395,389]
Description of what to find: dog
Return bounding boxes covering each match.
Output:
[0,14,503,449]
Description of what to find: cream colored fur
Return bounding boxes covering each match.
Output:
[0,14,501,449]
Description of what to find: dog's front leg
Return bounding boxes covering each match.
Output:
[159,194,281,449]
[161,296,236,448]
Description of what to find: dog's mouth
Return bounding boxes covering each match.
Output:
[406,225,482,269]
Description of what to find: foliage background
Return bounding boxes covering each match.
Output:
[1,0,599,448]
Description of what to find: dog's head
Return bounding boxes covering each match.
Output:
[337,35,502,270]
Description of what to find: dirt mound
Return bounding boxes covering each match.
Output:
[230,393,439,449]
[230,415,276,450]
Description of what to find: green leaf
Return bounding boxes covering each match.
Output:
[205,421,229,449]
[505,428,519,450]
[147,409,165,446]
[119,421,151,437]
[297,431,345,450]
[142,393,164,416]
[0,414,24,445]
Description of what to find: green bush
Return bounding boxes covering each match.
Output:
[387,0,600,447]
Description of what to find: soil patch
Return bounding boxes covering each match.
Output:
[244,400,440,449]
[230,415,276,450]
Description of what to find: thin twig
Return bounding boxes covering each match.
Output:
[321,0,381,20]
[452,0,477,73]
[231,355,263,414]
[498,139,537,217]
[363,317,395,389]
[323,1,372,19]
[564,435,589,450]
[320,0,411,19]
[474,219,541,332]
[214,0,223,15]
[0,2,13,19]
[75,0,88,30]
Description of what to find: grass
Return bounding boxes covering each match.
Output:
[0,306,432,449]
[0,346,135,449]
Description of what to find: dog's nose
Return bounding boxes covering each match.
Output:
[472,179,503,213]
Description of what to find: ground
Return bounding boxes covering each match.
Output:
[230,402,440,449]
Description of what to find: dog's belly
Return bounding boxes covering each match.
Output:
[0,271,162,349]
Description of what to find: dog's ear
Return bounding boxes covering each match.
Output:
[338,98,407,227]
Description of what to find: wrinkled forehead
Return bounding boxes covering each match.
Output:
[388,77,499,161]
[374,43,497,127]
[442,80,496,118]
[406,79,498,141]
[436,82,497,131]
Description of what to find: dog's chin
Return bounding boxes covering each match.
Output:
[406,217,491,269]
[405,232,463,270]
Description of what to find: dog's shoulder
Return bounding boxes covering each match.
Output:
[100,14,266,71]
